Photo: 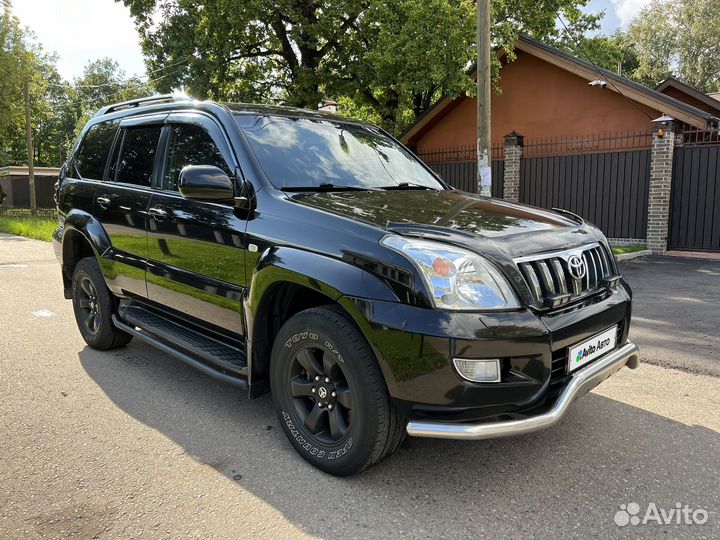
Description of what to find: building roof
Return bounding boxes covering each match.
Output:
[0,166,62,177]
[710,92,720,102]
[656,77,720,116]
[401,34,720,144]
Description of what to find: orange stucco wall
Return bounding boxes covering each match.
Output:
[413,51,661,152]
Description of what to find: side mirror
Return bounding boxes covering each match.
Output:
[179,165,234,201]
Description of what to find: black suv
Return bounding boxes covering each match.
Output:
[54,94,639,475]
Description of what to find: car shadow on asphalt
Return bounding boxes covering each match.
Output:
[79,343,720,539]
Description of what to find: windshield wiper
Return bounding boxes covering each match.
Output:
[380,182,439,191]
[281,183,381,192]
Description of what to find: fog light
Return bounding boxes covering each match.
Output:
[453,358,501,383]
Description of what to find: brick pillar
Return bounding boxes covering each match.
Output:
[503,131,523,202]
[646,116,677,254]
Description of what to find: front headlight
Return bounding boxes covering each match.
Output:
[380,235,519,311]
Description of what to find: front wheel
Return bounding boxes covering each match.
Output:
[270,306,405,476]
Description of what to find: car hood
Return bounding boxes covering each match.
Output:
[288,190,601,259]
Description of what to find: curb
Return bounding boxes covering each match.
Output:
[614,249,652,261]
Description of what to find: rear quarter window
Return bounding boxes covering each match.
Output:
[74,121,118,180]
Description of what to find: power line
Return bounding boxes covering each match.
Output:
[46,46,210,90]
[555,12,655,122]
[48,61,187,90]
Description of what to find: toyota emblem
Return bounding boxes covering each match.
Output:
[568,254,586,280]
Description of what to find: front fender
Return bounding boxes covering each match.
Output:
[245,246,402,394]
[246,246,399,314]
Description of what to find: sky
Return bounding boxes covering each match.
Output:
[13,0,146,81]
[12,0,654,82]
[588,0,654,33]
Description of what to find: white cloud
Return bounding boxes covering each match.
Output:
[610,0,654,26]
[13,0,146,81]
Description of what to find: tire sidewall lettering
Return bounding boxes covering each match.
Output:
[282,411,326,459]
[284,332,319,349]
[283,331,345,364]
[324,340,344,363]
[327,437,352,460]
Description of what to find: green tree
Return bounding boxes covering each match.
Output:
[0,1,152,167]
[626,0,720,91]
[555,30,639,78]
[0,4,68,167]
[64,58,153,151]
[119,0,601,134]
[0,5,31,165]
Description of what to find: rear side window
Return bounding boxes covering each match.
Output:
[75,121,118,180]
[114,126,162,186]
[162,124,231,191]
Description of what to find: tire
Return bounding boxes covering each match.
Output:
[71,257,132,350]
[270,306,405,476]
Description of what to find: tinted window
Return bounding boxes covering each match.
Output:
[75,121,118,180]
[114,126,162,186]
[235,115,444,190]
[163,124,231,191]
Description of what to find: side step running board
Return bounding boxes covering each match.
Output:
[112,314,248,389]
[119,304,247,374]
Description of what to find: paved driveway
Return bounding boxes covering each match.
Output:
[1,235,718,539]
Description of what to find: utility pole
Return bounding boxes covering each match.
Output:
[23,77,37,215]
[477,0,492,196]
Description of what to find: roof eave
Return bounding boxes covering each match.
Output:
[401,35,716,143]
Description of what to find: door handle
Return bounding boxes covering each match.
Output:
[96,196,110,209]
[148,207,168,220]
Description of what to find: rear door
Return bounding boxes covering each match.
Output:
[93,115,165,298]
[145,113,248,336]
[59,120,119,220]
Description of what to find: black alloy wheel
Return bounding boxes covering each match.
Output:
[271,306,405,476]
[288,345,353,444]
[76,275,101,336]
[71,257,132,350]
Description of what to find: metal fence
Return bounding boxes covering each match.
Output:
[676,128,720,146]
[520,149,651,239]
[517,132,653,239]
[0,207,57,218]
[417,144,505,196]
[522,131,652,157]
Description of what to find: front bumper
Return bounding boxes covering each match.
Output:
[406,341,639,439]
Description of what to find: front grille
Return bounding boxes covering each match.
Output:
[550,320,626,388]
[516,243,616,308]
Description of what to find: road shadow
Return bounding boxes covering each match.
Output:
[80,342,720,539]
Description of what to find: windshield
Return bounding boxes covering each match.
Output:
[234,114,445,191]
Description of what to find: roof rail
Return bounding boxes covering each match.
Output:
[94,93,192,117]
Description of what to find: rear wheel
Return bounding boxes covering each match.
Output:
[270,306,405,476]
[71,257,132,350]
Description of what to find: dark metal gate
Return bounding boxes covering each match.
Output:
[668,144,720,251]
[426,160,504,196]
[520,149,651,239]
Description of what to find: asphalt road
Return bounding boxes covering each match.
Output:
[1,234,718,540]
[621,256,720,377]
